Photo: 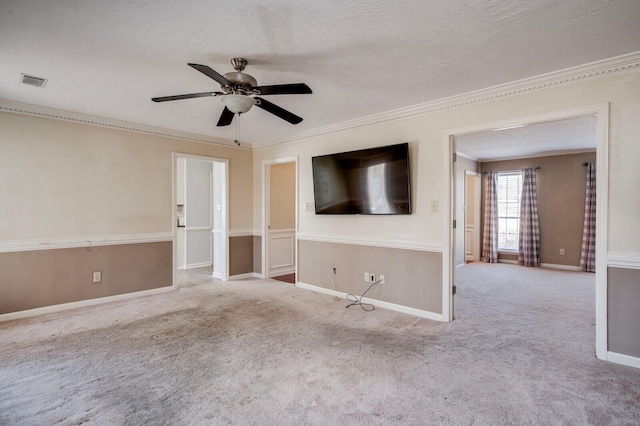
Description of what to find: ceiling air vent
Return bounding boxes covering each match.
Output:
[20,73,48,88]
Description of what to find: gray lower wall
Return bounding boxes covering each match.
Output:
[253,236,262,275]
[229,236,253,276]
[608,267,640,358]
[0,242,172,315]
[299,240,443,314]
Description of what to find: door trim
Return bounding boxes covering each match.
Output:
[172,153,229,284]
[442,103,609,361]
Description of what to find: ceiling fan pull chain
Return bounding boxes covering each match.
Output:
[235,113,240,145]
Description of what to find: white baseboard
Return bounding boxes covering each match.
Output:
[229,272,263,280]
[497,259,582,271]
[0,286,175,323]
[184,262,211,269]
[607,351,640,369]
[296,281,446,322]
[540,263,582,271]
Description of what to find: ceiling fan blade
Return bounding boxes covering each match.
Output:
[253,83,312,95]
[217,106,235,127]
[151,92,222,102]
[188,63,232,86]
[254,97,303,125]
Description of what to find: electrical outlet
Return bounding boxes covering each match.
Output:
[364,272,370,282]
[332,267,337,274]
[370,273,375,282]
[560,248,566,255]
[92,271,102,283]
[380,274,386,285]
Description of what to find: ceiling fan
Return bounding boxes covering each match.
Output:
[152,58,312,127]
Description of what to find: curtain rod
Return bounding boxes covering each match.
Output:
[482,166,540,175]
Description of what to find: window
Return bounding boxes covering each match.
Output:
[497,172,522,250]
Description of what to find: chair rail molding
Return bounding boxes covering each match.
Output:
[0,232,173,253]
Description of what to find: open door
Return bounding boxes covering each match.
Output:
[263,158,297,280]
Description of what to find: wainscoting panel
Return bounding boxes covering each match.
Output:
[269,229,295,277]
[0,241,172,315]
[465,225,474,261]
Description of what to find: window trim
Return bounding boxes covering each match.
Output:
[496,170,523,251]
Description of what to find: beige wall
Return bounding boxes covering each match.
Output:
[254,69,640,252]
[0,113,253,240]
[269,162,296,230]
[480,152,596,266]
[254,68,640,352]
[0,112,254,314]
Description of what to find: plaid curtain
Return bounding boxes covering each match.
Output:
[481,171,498,263]
[580,162,596,272]
[518,168,540,267]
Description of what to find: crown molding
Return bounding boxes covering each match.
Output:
[254,51,640,149]
[2,51,639,151]
[0,99,249,150]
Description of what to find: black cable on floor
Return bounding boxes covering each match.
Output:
[346,279,382,311]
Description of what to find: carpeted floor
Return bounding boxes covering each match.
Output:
[1,263,639,425]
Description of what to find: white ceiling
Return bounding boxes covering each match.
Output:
[455,115,597,161]
[1,0,639,146]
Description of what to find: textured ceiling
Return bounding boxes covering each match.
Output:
[455,115,597,161]
[1,0,639,146]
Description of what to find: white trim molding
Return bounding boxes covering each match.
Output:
[4,52,637,151]
[0,99,246,149]
[297,232,443,253]
[0,286,175,323]
[443,103,610,362]
[607,352,640,369]
[0,232,173,253]
[229,272,263,280]
[229,228,261,237]
[608,251,640,270]
[296,282,446,322]
[255,51,640,149]
[540,263,582,272]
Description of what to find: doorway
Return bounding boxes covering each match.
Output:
[173,153,229,285]
[443,104,609,360]
[464,171,481,263]
[262,158,298,281]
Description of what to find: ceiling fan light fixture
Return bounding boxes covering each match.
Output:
[221,94,255,114]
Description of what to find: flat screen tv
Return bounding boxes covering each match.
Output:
[312,142,411,215]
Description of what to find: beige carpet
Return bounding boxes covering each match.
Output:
[1,263,639,425]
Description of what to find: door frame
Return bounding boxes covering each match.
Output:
[464,170,481,262]
[262,157,298,279]
[172,153,229,284]
[442,103,609,360]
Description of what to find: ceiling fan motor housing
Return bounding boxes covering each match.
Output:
[222,71,258,94]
